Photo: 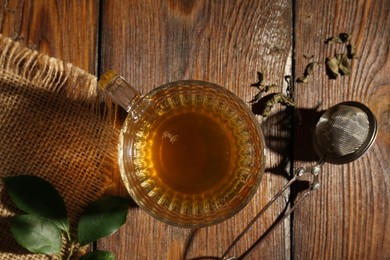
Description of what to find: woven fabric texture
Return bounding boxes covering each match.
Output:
[0,34,119,259]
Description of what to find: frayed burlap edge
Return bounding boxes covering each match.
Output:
[0,34,120,259]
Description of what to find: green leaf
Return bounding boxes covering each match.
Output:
[10,214,62,255]
[77,196,130,246]
[79,250,115,260]
[4,175,69,236]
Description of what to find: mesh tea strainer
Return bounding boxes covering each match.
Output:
[222,101,378,260]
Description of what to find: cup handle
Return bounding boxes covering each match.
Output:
[98,70,141,112]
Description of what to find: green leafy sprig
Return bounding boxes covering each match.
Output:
[4,175,130,260]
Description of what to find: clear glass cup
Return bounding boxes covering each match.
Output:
[98,71,266,227]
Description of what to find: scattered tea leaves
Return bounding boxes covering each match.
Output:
[325,32,351,44]
[78,250,115,260]
[77,196,130,246]
[10,214,62,255]
[257,93,295,117]
[250,72,295,116]
[323,32,358,79]
[325,53,353,79]
[250,84,278,103]
[296,61,320,84]
[4,175,69,238]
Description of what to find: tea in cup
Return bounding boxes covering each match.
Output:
[98,71,265,227]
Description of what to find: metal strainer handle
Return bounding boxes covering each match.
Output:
[221,164,322,259]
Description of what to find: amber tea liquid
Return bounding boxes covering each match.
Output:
[149,110,235,194]
[131,104,239,196]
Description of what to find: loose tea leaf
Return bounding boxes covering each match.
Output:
[77,196,130,246]
[325,32,351,44]
[325,57,340,79]
[337,53,351,75]
[4,175,69,237]
[250,84,278,103]
[296,61,320,83]
[10,214,62,255]
[324,32,358,79]
[296,76,309,84]
[249,72,294,116]
[251,71,265,89]
[78,250,115,260]
[338,32,351,43]
[257,93,295,117]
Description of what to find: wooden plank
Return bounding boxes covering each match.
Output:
[292,0,390,259]
[0,0,99,73]
[98,0,293,259]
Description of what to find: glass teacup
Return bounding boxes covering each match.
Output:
[98,71,265,227]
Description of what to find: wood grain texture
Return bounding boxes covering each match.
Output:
[1,0,389,259]
[293,0,390,259]
[98,0,293,259]
[0,0,99,73]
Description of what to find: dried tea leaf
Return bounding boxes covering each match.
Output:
[325,57,340,79]
[275,93,295,107]
[258,93,295,117]
[325,32,351,44]
[337,53,351,75]
[305,62,319,76]
[250,84,278,103]
[251,71,265,89]
[250,91,263,103]
[303,54,315,59]
[338,33,351,43]
[325,36,342,44]
[263,84,278,92]
[296,61,319,83]
[296,76,308,83]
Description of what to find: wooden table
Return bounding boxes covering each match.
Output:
[1,0,389,259]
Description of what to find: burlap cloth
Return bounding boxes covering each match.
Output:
[0,34,120,259]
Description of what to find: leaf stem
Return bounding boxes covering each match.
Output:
[65,230,71,242]
[66,241,76,260]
